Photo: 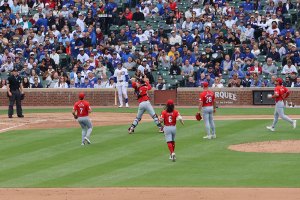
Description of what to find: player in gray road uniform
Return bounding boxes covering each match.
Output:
[128,76,163,133]
[198,82,217,139]
[72,93,93,145]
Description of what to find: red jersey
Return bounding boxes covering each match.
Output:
[161,110,180,126]
[169,2,177,11]
[199,90,215,107]
[73,100,91,117]
[132,81,152,103]
[274,85,289,102]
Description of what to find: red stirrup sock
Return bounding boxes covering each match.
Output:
[167,142,174,154]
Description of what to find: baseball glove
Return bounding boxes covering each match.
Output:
[195,112,202,121]
[73,114,78,119]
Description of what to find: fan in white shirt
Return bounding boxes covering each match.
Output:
[281,61,298,75]
[138,59,151,75]
[76,13,86,33]
[137,29,148,43]
[144,24,154,39]
[54,76,69,88]
[77,48,89,63]
[169,31,182,45]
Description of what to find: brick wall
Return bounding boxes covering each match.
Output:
[1,88,300,107]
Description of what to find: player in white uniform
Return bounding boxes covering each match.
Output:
[114,62,129,108]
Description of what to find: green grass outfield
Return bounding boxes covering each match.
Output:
[0,108,299,188]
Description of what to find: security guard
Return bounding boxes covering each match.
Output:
[7,68,24,118]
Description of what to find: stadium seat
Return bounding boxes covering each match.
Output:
[257,55,266,63]
[283,14,292,24]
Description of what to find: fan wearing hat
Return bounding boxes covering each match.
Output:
[266,78,296,132]
[77,47,89,63]
[198,81,217,139]
[113,61,129,108]
[132,5,145,21]
[6,68,24,118]
[129,31,141,45]
[160,99,184,162]
[72,93,93,146]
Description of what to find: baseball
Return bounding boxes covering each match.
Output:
[267,94,272,98]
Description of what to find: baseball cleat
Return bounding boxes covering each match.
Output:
[203,135,212,139]
[293,120,297,129]
[171,152,176,162]
[266,126,275,132]
[125,103,129,108]
[84,137,91,144]
[128,127,134,134]
[159,126,164,133]
[81,143,85,146]
[169,155,172,160]
[118,104,123,108]
[212,134,217,139]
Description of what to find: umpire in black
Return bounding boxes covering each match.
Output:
[7,68,24,118]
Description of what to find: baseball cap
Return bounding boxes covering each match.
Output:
[79,92,85,99]
[79,47,84,51]
[275,77,283,85]
[142,58,147,62]
[166,99,174,105]
[246,71,250,76]
[11,68,18,72]
[202,82,209,88]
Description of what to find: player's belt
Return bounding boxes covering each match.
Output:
[118,80,123,82]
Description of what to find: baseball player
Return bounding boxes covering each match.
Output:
[72,92,93,145]
[128,75,164,133]
[266,77,297,132]
[114,62,129,108]
[160,99,184,162]
[198,82,216,139]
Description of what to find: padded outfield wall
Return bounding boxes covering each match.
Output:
[0,88,299,107]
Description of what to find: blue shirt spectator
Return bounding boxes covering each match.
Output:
[241,0,254,12]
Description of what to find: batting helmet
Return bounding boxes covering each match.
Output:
[275,77,283,85]
[79,92,85,99]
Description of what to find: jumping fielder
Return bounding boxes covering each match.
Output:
[128,75,164,133]
[72,92,93,145]
[266,77,296,132]
[160,99,184,162]
[114,62,129,108]
[198,82,216,139]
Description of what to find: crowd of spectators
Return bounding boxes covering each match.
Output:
[0,0,300,90]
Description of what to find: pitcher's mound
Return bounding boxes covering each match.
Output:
[228,140,300,153]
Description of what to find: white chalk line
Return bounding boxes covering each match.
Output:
[0,119,48,133]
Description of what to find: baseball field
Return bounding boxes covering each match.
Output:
[0,107,300,200]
